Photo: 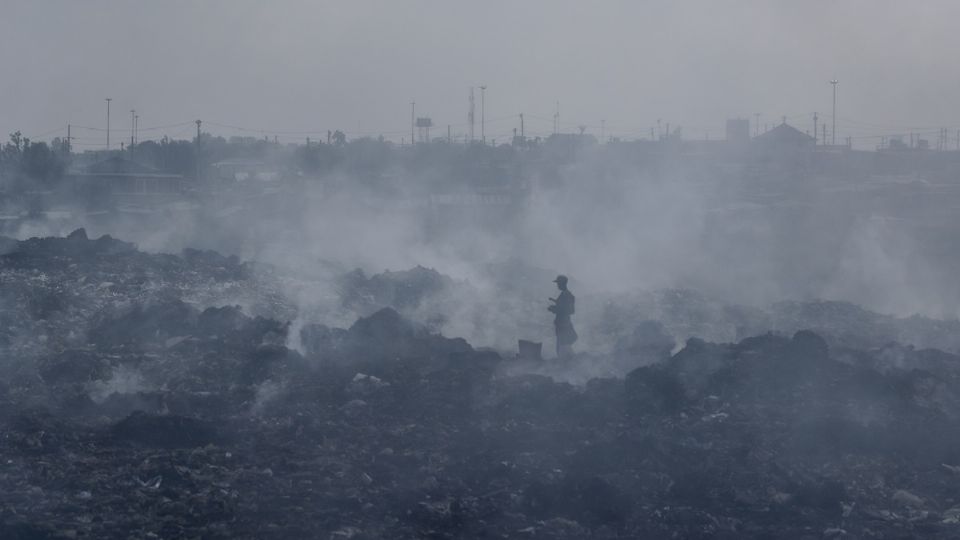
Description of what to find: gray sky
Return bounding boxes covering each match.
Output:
[3,0,959,147]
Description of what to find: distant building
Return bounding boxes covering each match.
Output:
[542,133,598,161]
[212,159,280,182]
[726,118,750,144]
[68,156,185,206]
[887,137,909,151]
[753,122,815,148]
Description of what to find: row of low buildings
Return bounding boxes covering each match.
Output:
[49,119,876,206]
[37,123,960,222]
[62,156,283,204]
[69,156,186,203]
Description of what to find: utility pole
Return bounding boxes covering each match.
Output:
[480,85,486,144]
[130,109,136,148]
[410,101,415,146]
[135,115,139,145]
[105,98,112,150]
[554,101,560,135]
[66,124,72,154]
[830,79,838,146]
[813,112,818,145]
[468,88,475,143]
[195,120,202,180]
[519,113,524,140]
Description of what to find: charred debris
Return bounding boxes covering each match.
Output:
[3,232,960,538]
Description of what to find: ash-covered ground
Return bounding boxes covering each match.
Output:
[4,231,960,539]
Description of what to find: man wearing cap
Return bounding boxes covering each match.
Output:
[548,275,577,359]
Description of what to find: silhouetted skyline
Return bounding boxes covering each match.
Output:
[4,1,960,146]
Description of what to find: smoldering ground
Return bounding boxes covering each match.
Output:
[5,227,960,538]
[4,146,960,538]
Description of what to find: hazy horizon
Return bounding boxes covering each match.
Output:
[4,0,960,148]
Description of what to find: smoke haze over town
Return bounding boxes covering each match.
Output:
[5,2,960,538]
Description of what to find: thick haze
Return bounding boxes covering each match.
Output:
[4,1,960,145]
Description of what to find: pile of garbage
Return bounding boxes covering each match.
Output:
[3,232,960,538]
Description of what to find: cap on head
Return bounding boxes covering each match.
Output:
[553,275,568,285]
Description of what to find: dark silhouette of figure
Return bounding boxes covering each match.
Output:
[548,275,577,358]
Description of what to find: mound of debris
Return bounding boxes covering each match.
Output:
[767,299,960,352]
[0,230,260,360]
[8,304,960,538]
[5,232,960,538]
[338,265,454,313]
[110,411,222,449]
[300,307,473,363]
[591,290,960,357]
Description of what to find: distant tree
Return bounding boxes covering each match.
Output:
[294,142,341,175]
[133,138,197,176]
[50,137,68,154]
[1,133,22,169]
[0,132,66,188]
[21,141,65,185]
[9,131,24,152]
[295,144,321,174]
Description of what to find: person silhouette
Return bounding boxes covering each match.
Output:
[547,275,577,359]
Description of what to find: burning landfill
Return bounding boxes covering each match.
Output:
[12,4,960,536]
[3,229,960,539]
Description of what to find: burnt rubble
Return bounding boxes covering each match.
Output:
[4,234,960,537]
[337,266,454,314]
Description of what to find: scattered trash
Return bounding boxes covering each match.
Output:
[1,232,960,538]
[135,475,162,490]
[891,489,925,509]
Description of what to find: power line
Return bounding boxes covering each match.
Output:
[25,125,67,139]
[72,121,194,132]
